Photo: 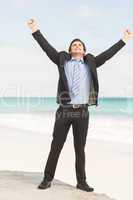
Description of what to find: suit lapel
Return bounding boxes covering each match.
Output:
[84,54,96,76]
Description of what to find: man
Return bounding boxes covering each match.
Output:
[27,18,133,192]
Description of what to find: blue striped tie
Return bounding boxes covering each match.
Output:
[71,61,81,96]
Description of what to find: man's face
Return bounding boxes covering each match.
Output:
[70,41,85,56]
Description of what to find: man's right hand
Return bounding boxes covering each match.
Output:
[27,18,39,33]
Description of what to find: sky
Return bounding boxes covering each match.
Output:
[0,0,133,97]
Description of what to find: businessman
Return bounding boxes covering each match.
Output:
[27,18,133,192]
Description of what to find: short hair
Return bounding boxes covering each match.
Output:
[68,38,86,53]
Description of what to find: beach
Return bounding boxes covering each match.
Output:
[0,110,133,200]
[0,171,115,200]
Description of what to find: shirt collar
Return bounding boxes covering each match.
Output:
[71,57,84,63]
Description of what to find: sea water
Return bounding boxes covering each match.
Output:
[0,97,132,117]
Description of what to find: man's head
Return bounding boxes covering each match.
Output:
[68,38,86,58]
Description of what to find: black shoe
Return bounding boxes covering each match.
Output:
[76,181,94,192]
[38,179,52,189]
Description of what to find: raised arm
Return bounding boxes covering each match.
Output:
[95,29,133,68]
[27,18,59,65]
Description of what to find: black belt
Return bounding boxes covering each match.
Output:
[60,103,88,109]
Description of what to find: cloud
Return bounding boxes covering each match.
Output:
[0,46,58,97]
[69,5,101,18]
[98,52,133,97]
[12,0,31,8]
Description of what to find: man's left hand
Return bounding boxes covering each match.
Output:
[122,29,133,43]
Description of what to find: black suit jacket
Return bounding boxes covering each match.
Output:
[32,30,126,106]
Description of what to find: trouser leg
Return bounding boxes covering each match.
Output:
[72,107,89,184]
[44,107,71,181]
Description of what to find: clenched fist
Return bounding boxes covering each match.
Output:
[122,29,133,43]
[27,18,39,33]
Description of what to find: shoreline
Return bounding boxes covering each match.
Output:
[0,111,132,145]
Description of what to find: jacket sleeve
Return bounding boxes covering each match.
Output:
[95,39,126,68]
[32,30,59,65]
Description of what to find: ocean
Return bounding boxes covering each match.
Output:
[0,97,132,117]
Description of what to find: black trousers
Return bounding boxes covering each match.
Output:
[43,104,89,184]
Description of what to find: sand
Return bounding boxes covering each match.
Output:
[0,111,133,200]
[0,170,115,200]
